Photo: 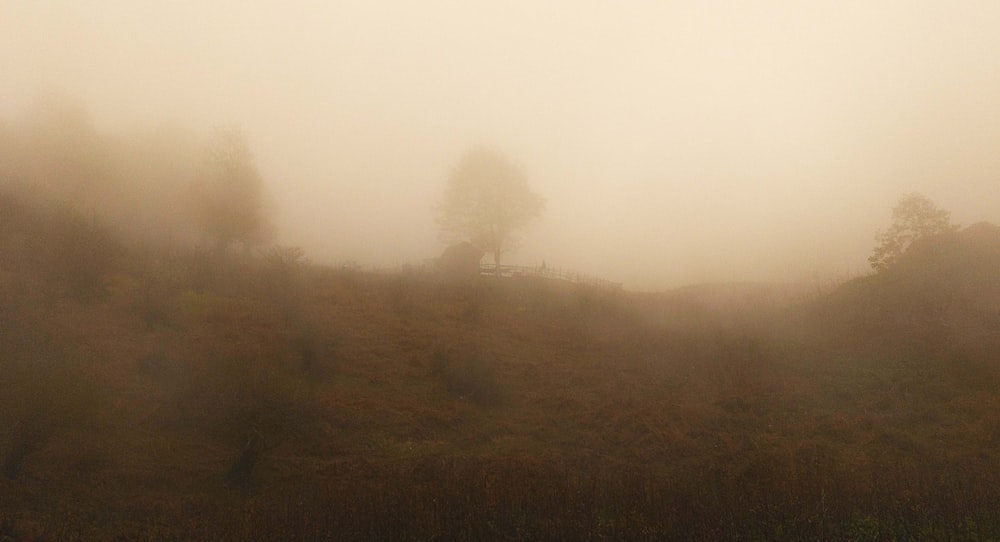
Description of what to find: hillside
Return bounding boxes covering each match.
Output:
[814,222,1000,359]
[3,194,1000,540]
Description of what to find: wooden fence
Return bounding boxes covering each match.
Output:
[479,263,622,290]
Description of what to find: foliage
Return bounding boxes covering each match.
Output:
[0,96,113,205]
[262,245,308,319]
[869,193,958,272]
[171,351,323,488]
[0,349,102,479]
[436,146,545,267]
[430,347,503,406]
[41,205,123,300]
[1,98,211,246]
[819,221,1000,364]
[194,127,273,252]
[0,191,123,301]
[6,178,1000,539]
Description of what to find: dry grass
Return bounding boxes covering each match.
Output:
[3,198,1000,539]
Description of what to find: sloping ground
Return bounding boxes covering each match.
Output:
[3,196,1000,540]
[815,222,1000,360]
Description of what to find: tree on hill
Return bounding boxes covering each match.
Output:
[869,193,959,272]
[436,146,545,269]
[194,127,273,252]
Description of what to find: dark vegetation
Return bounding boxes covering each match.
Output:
[436,146,546,269]
[2,186,1000,540]
[3,105,1000,540]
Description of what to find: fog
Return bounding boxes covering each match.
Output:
[3,0,999,290]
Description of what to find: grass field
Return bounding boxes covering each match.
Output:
[2,195,1000,540]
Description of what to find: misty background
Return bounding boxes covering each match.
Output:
[2,1,999,290]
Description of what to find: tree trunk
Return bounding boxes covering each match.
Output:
[493,248,502,278]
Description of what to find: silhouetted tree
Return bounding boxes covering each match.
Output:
[436,146,545,269]
[869,193,959,272]
[194,127,272,252]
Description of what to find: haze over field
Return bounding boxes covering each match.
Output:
[3,0,999,289]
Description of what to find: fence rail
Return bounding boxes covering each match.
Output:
[479,264,622,290]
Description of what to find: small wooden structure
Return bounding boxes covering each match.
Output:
[437,242,485,281]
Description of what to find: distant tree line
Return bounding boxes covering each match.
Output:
[1,97,971,281]
[0,96,272,253]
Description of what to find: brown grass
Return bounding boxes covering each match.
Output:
[3,199,1000,539]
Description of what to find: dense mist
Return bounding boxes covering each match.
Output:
[3,1,1000,290]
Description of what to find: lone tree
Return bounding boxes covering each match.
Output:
[436,146,545,269]
[869,192,959,272]
[194,127,272,252]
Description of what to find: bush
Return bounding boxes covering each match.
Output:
[170,353,322,488]
[125,246,188,330]
[46,208,122,300]
[262,245,307,319]
[431,347,503,407]
[291,319,340,380]
[0,353,102,479]
[0,193,123,302]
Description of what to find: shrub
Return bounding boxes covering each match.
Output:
[262,245,307,319]
[431,347,503,407]
[1,196,123,302]
[291,319,339,380]
[170,353,322,488]
[125,246,188,329]
[0,352,102,479]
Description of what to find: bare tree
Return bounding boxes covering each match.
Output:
[436,146,545,269]
[869,193,959,272]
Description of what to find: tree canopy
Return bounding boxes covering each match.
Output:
[869,193,959,272]
[194,127,273,252]
[436,147,545,268]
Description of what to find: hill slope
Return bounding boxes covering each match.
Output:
[816,222,1000,359]
[3,195,1000,540]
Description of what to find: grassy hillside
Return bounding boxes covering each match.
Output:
[3,193,1000,540]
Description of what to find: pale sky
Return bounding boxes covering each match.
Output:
[2,1,999,290]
